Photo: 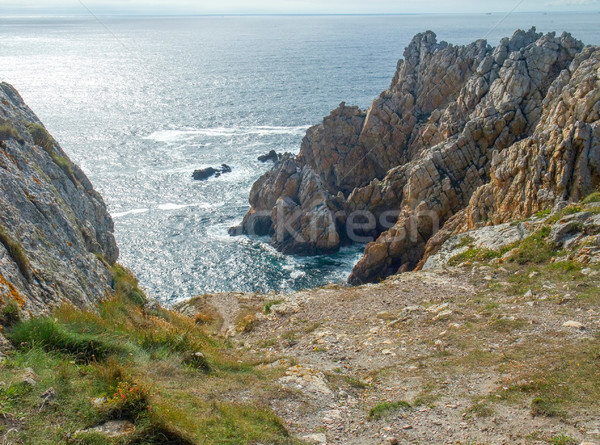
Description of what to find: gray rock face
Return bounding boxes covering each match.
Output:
[421,208,600,270]
[234,29,598,284]
[422,221,535,270]
[0,82,118,315]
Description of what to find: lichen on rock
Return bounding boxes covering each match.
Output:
[0,82,118,315]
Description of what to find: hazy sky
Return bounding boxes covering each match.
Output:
[2,0,600,14]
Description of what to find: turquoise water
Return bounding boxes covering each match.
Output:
[1,13,599,302]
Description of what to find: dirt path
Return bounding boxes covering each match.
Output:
[181,267,600,445]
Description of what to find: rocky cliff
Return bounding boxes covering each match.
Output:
[0,82,118,316]
[232,28,600,284]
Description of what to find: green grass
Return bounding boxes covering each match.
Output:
[449,226,560,268]
[7,317,128,363]
[530,396,565,418]
[0,224,31,281]
[546,204,583,224]
[0,268,296,444]
[111,264,146,305]
[507,226,557,264]
[582,191,600,205]
[27,122,80,185]
[448,246,506,266]
[264,299,284,314]
[342,375,369,389]
[367,400,412,420]
[535,209,552,218]
[27,122,54,152]
[550,433,577,445]
[490,338,600,419]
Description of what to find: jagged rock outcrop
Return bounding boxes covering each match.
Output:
[0,82,118,315]
[418,45,600,266]
[230,157,343,254]
[233,28,598,285]
[463,46,600,226]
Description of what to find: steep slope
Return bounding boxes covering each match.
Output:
[232,28,598,285]
[0,82,118,315]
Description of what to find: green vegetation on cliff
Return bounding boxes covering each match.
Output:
[0,224,31,281]
[0,266,296,444]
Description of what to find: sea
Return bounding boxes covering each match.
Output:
[1,13,599,303]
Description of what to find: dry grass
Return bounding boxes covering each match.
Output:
[0,265,297,444]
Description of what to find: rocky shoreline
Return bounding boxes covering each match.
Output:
[232,28,599,285]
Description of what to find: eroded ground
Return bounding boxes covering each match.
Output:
[181,262,600,445]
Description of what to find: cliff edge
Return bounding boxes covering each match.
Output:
[232,28,600,284]
[0,82,118,316]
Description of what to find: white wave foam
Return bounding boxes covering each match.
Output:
[157,203,194,211]
[145,125,310,143]
[290,270,306,280]
[111,208,150,218]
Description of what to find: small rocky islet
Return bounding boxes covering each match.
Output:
[0,28,599,444]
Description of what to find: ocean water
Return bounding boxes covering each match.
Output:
[1,13,599,303]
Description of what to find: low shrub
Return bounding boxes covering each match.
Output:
[101,379,151,422]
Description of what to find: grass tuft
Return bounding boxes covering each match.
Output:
[111,264,146,306]
[7,317,126,363]
[368,400,412,420]
[582,191,600,205]
[550,433,577,445]
[530,396,565,418]
[0,121,20,141]
[0,224,31,281]
[27,122,54,152]
[264,299,284,314]
[0,298,22,327]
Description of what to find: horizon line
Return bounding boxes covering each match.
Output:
[2,10,599,18]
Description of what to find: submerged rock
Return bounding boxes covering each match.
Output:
[258,149,280,162]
